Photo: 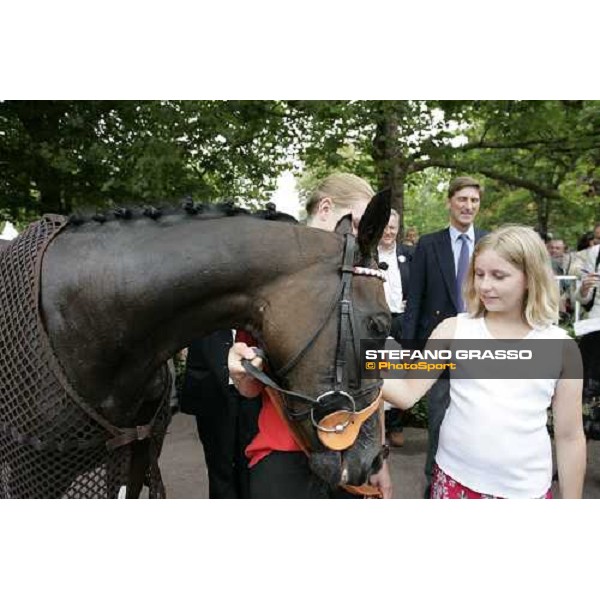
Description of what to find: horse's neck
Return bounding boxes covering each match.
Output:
[42,215,340,404]
[124,217,338,345]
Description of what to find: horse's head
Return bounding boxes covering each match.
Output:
[254,190,392,488]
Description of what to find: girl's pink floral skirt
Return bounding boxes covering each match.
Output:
[431,463,552,499]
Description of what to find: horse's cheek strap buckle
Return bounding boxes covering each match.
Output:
[315,390,383,451]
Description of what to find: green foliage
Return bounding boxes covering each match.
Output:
[0,100,295,222]
[2,100,599,237]
[404,169,449,235]
[284,100,600,237]
[403,399,429,429]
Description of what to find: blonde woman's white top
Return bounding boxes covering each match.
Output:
[435,313,569,498]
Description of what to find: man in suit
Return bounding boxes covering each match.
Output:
[378,208,412,447]
[180,330,260,498]
[402,176,486,496]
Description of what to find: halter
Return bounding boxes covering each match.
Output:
[241,233,386,452]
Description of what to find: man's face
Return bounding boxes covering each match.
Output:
[379,213,399,251]
[594,226,600,246]
[447,186,480,232]
[547,240,565,259]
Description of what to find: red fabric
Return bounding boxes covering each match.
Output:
[245,396,302,467]
[234,331,302,467]
[235,330,256,347]
[431,463,553,499]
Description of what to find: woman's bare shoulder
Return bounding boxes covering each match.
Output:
[430,316,458,341]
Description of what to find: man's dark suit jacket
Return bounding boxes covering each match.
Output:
[180,330,238,418]
[402,227,486,341]
[179,331,262,498]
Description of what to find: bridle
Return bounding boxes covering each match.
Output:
[241,232,386,452]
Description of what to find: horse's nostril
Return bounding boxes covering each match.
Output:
[370,454,383,476]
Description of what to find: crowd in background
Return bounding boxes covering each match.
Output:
[543,222,600,324]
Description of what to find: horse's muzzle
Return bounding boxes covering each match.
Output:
[308,412,384,488]
[308,447,385,488]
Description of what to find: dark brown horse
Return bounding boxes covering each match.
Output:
[0,195,391,498]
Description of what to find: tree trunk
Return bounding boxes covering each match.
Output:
[536,194,551,238]
[372,106,406,239]
[37,169,64,215]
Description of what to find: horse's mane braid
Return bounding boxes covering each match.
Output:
[143,206,162,220]
[113,208,132,219]
[66,198,298,226]
[182,198,201,215]
[92,213,107,224]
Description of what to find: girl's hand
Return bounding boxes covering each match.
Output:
[369,458,393,499]
[228,342,265,398]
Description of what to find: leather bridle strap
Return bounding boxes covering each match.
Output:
[334,233,360,392]
[242,359,319,408]
[241,358,381,421]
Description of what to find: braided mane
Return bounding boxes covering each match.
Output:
[67,200,298,226]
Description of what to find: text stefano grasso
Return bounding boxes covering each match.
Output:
[364,349,533,360]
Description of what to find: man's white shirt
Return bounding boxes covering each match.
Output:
[378,243,404,313]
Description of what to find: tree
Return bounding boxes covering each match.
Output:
[287,100,600,238]
[286,100,486,236]
[3,100,599,236]
[425,101,600,237]
[0,100,296,224]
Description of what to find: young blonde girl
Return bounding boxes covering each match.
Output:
[383,225,586,498]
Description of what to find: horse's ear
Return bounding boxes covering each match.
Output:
[357,188,391,260]
[334,213,353,236]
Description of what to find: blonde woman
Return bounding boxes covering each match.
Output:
[382,225,586,498]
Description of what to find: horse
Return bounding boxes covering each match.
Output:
[0,195,391,498]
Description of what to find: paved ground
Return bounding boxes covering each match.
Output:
[159,413,600,498]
